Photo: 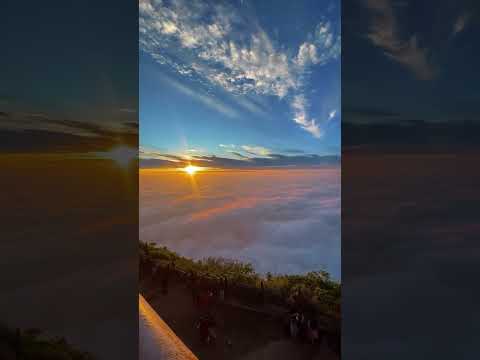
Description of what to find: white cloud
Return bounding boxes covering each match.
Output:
[291,95,322,138]
[195,30,297,99]
[295,43,318,67]
[186,148,205,153]
[139,0,339,137]
[295,21,340,68]
[312,20,341,64]
[328,110,337,121]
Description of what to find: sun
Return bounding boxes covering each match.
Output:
[183,165,202,175]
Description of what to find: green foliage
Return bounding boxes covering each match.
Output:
[140,241,260,283]
[140,241,340,312]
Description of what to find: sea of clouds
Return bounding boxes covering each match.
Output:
[140,167,340,279]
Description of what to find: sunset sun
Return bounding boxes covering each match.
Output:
[183,165,202,175]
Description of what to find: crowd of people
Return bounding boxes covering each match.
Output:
[150,264,333,352]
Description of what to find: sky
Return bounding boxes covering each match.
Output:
[343,0,480,128]
[0,0,138,155]
[139,0,341,166]
[139,0,342,278]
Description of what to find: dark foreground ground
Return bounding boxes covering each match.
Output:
[342,149,480,358]
[140,278,338,360]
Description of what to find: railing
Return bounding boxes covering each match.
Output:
[139,257,340,326]
[140,256,340,355]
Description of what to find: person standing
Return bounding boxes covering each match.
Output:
[197,315,209,345]
[290,313,299,339]
[219,286,225,303]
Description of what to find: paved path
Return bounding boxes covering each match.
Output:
[139,294,199,360]
[141,280,339,360]
[240,338,338,360]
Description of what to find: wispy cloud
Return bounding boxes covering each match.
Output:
[219,143,236,149]
[0,111,137,152]
[186,148,206,153]
[139,0,340,137]
[291,95,322,138]
[240,145,271,157]
[363,0,435,80]
[159,73,240,119]
[228,151,251,160]
[140,146,181,161]
[328,110,337,121]
[220,143,272,158]
[230,94,271,119]
[295,21,341,67]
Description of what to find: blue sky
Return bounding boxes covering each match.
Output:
[139,0,340,165]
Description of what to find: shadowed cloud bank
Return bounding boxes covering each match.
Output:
[140,148,340,169]
[0,111,137,153]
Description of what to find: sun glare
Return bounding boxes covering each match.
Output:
[95,145,137,169]
[183,165,202,175]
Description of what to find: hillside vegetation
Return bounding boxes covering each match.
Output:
[140,241,340,318]
[0,326,94,360]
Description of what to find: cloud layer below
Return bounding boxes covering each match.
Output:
[140,167,341,278]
